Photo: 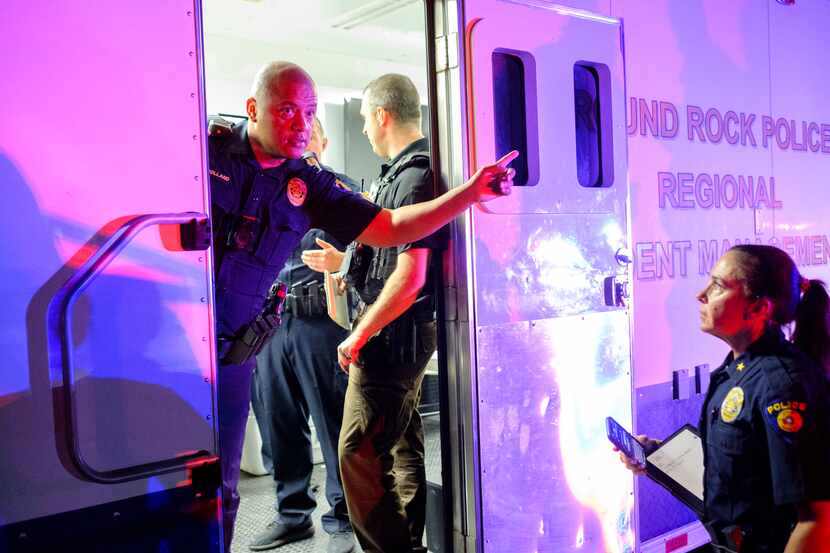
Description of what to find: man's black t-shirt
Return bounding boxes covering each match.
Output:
[368,137,446,320]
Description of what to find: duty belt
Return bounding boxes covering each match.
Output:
[283,281,328,318]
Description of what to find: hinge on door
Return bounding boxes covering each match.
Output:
[603,275,630,307]
[444,284,458,321]
[435,33,459,73]
[159,214,211,251]
[435,35,449,73]
[189,455,221,500]
[180,215,211,251]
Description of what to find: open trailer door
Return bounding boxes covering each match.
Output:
[0,2,221,551]
[446,1,636,551]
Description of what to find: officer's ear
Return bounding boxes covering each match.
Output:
[747,296,774,323]
[246,97,258,122]
[375,106,388,127]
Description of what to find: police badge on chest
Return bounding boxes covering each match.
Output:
[287,177,307,206]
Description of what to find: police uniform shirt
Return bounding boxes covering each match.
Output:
[277,171,361,291]
[700,327,830,540]
[371,137,446,318]
[208,120,381,336]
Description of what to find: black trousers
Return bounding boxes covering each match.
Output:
[251,312,351,534]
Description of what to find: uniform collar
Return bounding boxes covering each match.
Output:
[380,137,429,175]
[225,119,254,156]
[228,119,294,175]
[720,326,786,382]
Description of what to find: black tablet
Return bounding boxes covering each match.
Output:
[644,424,704,517]
[606,418,704,517]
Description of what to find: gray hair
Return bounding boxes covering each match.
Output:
[363,73,421,126]
[312,116,325,140]
[250,61,314,102]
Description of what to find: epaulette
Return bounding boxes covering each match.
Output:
[208,116,234,138]
[383,152,430,184]
[301,152,322,171]
[762,355,799,395]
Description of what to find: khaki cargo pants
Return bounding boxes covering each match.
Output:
[338,321,436,553]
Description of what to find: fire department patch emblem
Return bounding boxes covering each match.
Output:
[720,386,744,423]
[765,399,808,434]
[776,408,804,433]
[287,177,307,207]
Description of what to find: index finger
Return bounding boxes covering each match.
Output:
[495,150,519,168]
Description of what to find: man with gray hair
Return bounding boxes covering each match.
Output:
[208,61,517,549]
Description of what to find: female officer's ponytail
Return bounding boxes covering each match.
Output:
[793,278,830,372]
[729,245,830,372]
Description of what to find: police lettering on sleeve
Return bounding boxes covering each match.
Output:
[760,367,816,507]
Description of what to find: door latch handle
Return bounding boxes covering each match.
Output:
[603,275,629,307]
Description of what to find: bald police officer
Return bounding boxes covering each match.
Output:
[208,61,518,549]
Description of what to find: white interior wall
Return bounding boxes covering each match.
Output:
[202,0,430,175]
[202,0,431,464]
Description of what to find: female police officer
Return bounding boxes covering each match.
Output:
[624,245,830,552]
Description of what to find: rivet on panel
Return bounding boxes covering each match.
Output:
[192,135,198,141]
[187,10,192,16]
[202,336,208,342]
[206,414,211,421]
[200,297,207,303]
[198,256,204,262]
[190,92,196,98]
[188,51,194,57]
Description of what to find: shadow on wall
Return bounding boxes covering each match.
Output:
[0,152,214,528]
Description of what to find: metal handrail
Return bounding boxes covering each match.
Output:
[46,212,212,484]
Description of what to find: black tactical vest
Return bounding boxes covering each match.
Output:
[356,151,431,304]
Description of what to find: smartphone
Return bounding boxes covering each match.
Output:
[606,416,646,467]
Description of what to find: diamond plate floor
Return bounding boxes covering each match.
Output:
[232,414,442,553]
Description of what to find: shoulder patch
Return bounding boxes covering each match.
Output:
[765,399,809,434]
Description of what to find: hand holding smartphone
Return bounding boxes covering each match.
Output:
[606,416,647,467]
[605,417,706,516]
